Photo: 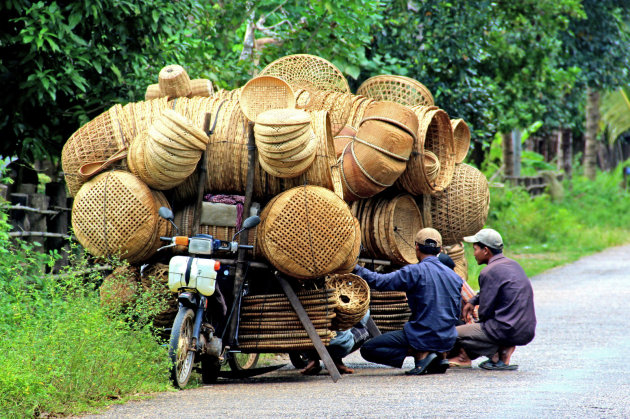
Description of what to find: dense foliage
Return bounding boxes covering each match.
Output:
[0,209,171,417]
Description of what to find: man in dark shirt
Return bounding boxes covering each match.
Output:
[448,228,536,370]
[354,228,463,375]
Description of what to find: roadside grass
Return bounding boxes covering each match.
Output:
[465,168,630,290]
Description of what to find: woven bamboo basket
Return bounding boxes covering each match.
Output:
[62,104,133,197]
[188,79,214,97]
[121,98,170,140]
[326,274,370,330]
[424,150,441,183]
[258,185,356,280]
[352,193,423,265]
[72,171,171,263]
[99,266,140,310]
[451,118,471,164]
[145,84,163,100]
[334,216,362,274]
[240,76,296,122]
[369,290,410,332]
[259,54,350,93]
[361,100,419,138]
[213,87,242,102]
[295,89,352,136]
[430,163,489,246]
[346,95,376,130]
[396,106,456,195]
[141,263,179,333]
[357,75,434,107]
[158,64,192,98]
[443,242,468,281]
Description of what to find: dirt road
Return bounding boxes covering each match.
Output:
[86,245,630,418]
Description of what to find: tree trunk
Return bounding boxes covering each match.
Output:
[584,87,600,180]
[502,132,514,178]
[557,128,573,179]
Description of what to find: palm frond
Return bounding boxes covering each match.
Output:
[600,85,630,144]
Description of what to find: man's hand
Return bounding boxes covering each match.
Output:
[462,302,474,322]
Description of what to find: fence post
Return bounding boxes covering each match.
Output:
[46,182,70,272]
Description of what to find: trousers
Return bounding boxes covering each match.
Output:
[452,322,499,359]
[360,330,410,368]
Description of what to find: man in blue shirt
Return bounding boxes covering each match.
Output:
[354,228,463,375]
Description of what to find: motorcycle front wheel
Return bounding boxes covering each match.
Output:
[169,307,195,388]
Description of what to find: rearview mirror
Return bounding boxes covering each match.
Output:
[158,206,174,221]
[242,215,260,230]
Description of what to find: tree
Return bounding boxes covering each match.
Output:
[560,0,630,179]
[0,0,205,169]
[365,0,583,169]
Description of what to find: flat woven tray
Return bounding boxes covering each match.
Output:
[259,54,350,93]
[356,75,434,107]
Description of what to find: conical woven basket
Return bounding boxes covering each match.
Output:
[357,75,434,107]
[158,64,191,98]
[71,171,169,263]
[62,104,133,197]
[430,163,489,246]
[259,54,350,93]
[451,118,471,164]
[258,185,356,280]
[396,106,455,195]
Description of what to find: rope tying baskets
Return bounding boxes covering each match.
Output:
[259,54,350,93]
[62,104,133,197]
[240,76,296,122]
[351,194,423,265]
[258,185,357,280]
[430,163,489,246]
[451,118,471,164]
[325,274,370,330]
[396,105,456,195]
[357,75,434,107]
[72,171,172,264]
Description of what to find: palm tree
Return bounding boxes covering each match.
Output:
[600,85,630,145]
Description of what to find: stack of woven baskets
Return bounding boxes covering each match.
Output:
[369,291,411,332]
[62,55,492,353]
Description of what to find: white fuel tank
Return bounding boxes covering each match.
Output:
[168,256,218,296]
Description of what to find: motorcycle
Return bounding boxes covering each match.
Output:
[157,206,261,388]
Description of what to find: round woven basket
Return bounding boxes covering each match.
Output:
[357,75,434,107]
[62,104,133,197]
[325,273,370,330]
[295,89,352,136]
[443,242,468,281]
[258,185,356,279]
[451,118,471,164]
[141,263,178,331]
[346,95,376,130]
[424,150,441,183]
[158,64,192,98]
[352,194,423,265]
[240,76,296,122]
[333,125,356,158]
[259,54,350,93]
[361,101,419,139]
[396,106,456,195]
[100,266,140,310]
[430,163,489,246]
[188,79,214,97]
[72,171,170,263]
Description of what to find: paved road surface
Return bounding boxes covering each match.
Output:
[86,245,630,418]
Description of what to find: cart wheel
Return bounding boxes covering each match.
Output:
[228,353,260,370]
[289,351,309,369]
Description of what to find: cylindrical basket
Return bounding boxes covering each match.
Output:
[451,118,471,164]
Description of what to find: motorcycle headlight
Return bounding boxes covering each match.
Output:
[188,237,213,255]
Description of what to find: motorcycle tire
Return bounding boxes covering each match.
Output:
[228,353,260,371]
[200,354,220,384]
[169,307,196,388]
[289,351,309,369]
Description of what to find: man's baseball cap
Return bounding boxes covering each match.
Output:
[415,227,442,248]
[463,228,503,250]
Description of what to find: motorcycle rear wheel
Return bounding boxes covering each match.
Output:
[169,308,195,388]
